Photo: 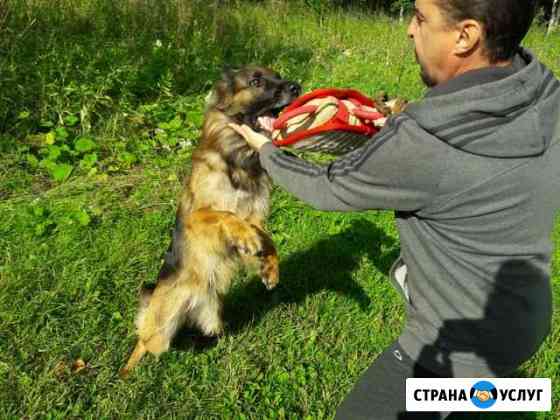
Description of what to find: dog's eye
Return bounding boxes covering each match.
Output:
[249,78,263,88]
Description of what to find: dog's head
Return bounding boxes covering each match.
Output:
[206,66,301,130]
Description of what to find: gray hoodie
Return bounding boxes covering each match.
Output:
[259,48,560,376]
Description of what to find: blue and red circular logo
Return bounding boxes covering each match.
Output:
[470,381,498,409]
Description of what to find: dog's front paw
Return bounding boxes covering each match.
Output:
[233,231,262,257]
[232,225,263,257]
[261,254,279,290]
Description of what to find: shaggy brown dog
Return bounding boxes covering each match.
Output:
[120,67,301,377]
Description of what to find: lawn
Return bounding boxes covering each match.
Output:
[0,1,559,419]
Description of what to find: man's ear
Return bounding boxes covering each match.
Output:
[454,19,483,55]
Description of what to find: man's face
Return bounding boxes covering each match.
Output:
[407,0,459,87]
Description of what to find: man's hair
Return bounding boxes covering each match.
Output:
[436,0,537,63]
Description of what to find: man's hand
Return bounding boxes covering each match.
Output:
[228,122,272,152]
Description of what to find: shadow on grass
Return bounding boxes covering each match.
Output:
[173,330,221,353]
[224,218,399,334]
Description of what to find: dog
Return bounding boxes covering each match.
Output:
[120,67,301,377]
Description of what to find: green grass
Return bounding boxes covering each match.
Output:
[1,1,559,419]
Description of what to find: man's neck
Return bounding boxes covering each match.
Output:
[451,52,513,80]
[427,52,523,98]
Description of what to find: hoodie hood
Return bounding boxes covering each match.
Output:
[404,48,560,158]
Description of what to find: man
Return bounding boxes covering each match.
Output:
[230,0,560,418]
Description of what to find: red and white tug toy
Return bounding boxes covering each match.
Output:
[259,88,406,155]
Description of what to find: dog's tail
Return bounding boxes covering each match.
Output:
[119,341,147,378]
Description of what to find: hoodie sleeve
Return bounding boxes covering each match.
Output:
[259,115,449,212]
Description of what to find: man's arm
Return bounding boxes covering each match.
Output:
[258,115,450,212]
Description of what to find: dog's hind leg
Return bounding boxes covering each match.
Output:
[188,287,224,337]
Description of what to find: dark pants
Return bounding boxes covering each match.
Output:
[335,340,451,420]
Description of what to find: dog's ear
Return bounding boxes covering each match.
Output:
[206,68,237,111]
[222,66,238,79]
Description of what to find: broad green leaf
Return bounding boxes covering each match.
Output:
[167,116,182,130]
[51,163,73,182]
[164,136,177,146]
[83,152,98,163]
[79,153,98,169]
[40,159,57,171]
[26,154,39,167]
[64,115,79,127]
[75,210,91,226]
[47,145,61,161]
[45,131,56,145]
[18,111,30,120]
[74,137,97,153]
[187,111,204,126]
[155,130,168,141]
[55,127,69,140]
[119,152,137,165]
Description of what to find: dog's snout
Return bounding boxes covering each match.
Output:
[288,82,301,96]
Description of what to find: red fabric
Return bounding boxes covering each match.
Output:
[353,108,385,121]
[273,105,318,128]
[272,88,383,148]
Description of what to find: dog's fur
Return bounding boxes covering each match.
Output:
[120,67,301,377]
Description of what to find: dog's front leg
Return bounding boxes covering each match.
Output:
[186,209,279,290]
